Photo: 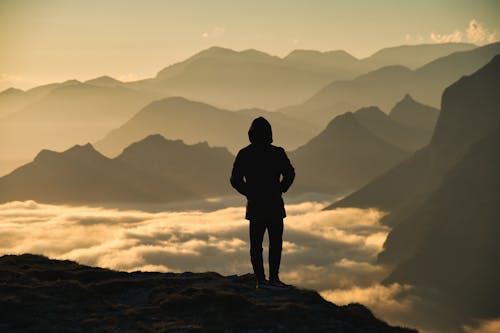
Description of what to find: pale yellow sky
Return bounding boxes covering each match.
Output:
[0,0,499,90]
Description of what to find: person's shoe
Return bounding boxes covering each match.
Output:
[255,279,270,290]
[269,278,292,289]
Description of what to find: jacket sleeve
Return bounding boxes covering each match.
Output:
[279,148,295,193]
[230,150,248,196]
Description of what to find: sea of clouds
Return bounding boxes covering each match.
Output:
[0,198,497,333]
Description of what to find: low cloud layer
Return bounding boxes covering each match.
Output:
[0,200,387,287]
[1,199,497,332]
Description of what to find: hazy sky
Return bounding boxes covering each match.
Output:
[1,0,499,89]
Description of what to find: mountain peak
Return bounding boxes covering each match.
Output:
[324,112,360,131]
[66,142,97,153]
[389,94,439,131]
[354,106,385,117]
[85,75,122,86]
[0,87,25,95]
[34,143,104,162]
[402,93,414,102]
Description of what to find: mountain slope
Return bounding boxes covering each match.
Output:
[127,43,474,110]
[0,88,35,117]
[283,42,499,125]
[0,135,235,204]
[289,112,410,194]
[363,43,475,69]
[0,254,415,333]
[328,54,500,225]
[389,94,439,131]
[353,105,432,152]
[381,122,500,331]
[117,134,234,197]
[0,143,191,204]
[95,96,319,156]
[0,82,158,160]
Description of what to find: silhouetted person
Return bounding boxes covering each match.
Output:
[230,117,295,289]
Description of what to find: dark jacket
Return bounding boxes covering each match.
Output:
[230,117,295,220]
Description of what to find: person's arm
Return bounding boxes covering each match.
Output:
[279,148,295,193]
[230,151,248,196]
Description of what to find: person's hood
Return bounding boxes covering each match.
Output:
[248,117,273,145]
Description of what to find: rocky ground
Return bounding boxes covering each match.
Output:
[0,254,416,332]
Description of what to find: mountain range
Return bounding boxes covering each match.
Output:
[1,92,440,203]
[0,134,233,205]
[289,112,410,195]
[128,43,475,110]
[329,54,500,330]
[0,81,159,162]
[282,42,500,125]
[95,96,319,156]
[0,42,483,174]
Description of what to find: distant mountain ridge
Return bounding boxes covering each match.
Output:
[375,56,500,331]
[95,96,320,156]
[132,43,475,110]
[0,80,160,161]
[328,54,500,227]
[282,42,499,125]
[389,94,439,131]
[0,134,234,205]
[289,112,410,194]
[353,104,434,152]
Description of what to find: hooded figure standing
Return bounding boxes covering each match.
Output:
[230,117,295,289]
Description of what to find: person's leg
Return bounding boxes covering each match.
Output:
[267,218,284,281]
[249,219,267,281]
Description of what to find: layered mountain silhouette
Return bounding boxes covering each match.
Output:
[282,42,499,125]
[0,254,415,333]
[127,43,473,110]
[95,96,319,156]
[0,81,159,161]
[326,55,500,329]
[353,105,433,152]
[328,54,500,225]
[0,43,479,174]
[389,94,439,131]
[289,112,410,194]
[382,124,500,329]
[0,88,35,117]
[0,134,233,204]
[362,42,475,69]
[84,75,124,87]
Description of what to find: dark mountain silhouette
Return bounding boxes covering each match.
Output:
[353,105,432,152]
[282,42,499,125]
[289,112,409,194]
[389,94,439,131]
[381,123,500,331]
[0,254,416,333]
[0,134,234,204]
[0,82,158,161]
[117,134,234,197]
[0,142,192,204]
[328,55,500,226]
[95,96,319,156]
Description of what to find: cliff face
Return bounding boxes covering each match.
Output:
[0,254,415,333]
